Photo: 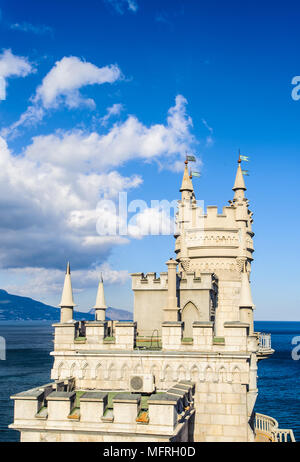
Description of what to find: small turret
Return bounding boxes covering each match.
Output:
[232,159,246,201]
[163,258,179,322]
[239,265,255,334]
[180,161,195,201]
[94,273,107,321]
[239,271,254,308]
[59,262,76,322]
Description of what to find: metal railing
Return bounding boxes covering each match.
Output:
[257,332,272,351]
[255,412,295,442]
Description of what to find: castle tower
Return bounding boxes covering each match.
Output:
[59,262,76,322]
[231,158,253,267]
[176,161,198,274]
[94,273,107,321]
[174,157,254,336]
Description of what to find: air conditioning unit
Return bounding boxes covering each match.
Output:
[129,374,155,393]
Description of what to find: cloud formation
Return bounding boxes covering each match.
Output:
[5,263,130,301]
[100,103,124,126]
[0,95,195,279]
[202,118,214,147]
[3,56,122,134]
[25,95,195,171]
[105,0,138,14]
[34,57,122,109]
[0,49,34,100]
[10,22,53,36]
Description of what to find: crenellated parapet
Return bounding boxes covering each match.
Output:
[53,320,137,352]
[131,272,168,291]
[10,381,195,442]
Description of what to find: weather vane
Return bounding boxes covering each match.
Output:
[238,149,250,176]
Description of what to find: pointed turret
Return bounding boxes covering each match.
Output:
[59,262,76,322]
[180,161,195,201]
[94,273,107,321]
[239,270,254,308]
[232,161,246,194]
[239,266,255,334]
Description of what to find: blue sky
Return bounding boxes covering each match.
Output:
[0,0,299,320]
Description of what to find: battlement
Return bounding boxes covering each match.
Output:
[179,271,217,291]
[10,381,195,442]
[203,205,237,229]
[51,313,257,359]
[52,320,137,352]
[132,270,216,292]
[131,271,168,290]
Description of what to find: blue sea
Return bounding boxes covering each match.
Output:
[0,321,299,442]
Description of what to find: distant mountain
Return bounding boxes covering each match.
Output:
[0,289,132,322]
[88,308,133,321]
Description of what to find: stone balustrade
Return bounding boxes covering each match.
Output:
[258,332,272,351]
[254,412,295,442]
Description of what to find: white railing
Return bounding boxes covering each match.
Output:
[258,332,272,351]
[255,412,296,442]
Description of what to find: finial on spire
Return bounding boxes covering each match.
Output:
[238,149,241,164]
[66,261,70,274]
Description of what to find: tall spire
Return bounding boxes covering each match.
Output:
[94,273,107,321]
[233,160,246,193]
[180,160,194,201]
[180,161,194,192]
[94,273,107,309]
[239,266,254,308]
[59,261,76,307]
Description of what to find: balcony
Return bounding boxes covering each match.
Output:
[256,332,274,360]
[255,412,295,442]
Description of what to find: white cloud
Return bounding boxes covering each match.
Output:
[128,207,176,238]
[0,135,138,270]
[24,95,195,172]
[0,95,197,300]
[0,49,34,100]
[34,56,122,109]
[202,118,214,147]
[100,103,124,125]
[10,22,53,36]
[3,56,122,134]
[4,263,129,299]
[105,0,138,14]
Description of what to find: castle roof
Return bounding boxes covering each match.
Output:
[94,273,107,309]
[180,162,194,192]
[233,162,246,191]
[59,262,76,307]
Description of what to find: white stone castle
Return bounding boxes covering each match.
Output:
[9,158,295,442]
